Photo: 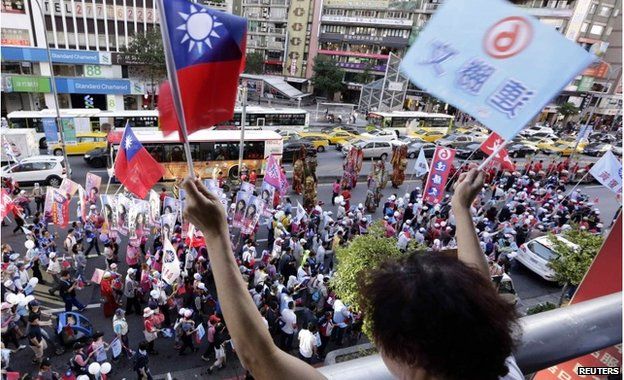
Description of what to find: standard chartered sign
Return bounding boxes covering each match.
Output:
[55,78,133,94]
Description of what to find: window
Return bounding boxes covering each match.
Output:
[605,26,613,36]
[580,22,589,32]
[590,24,604,35]
[364,142,374,149]
[598,6,612,17]
[11,163,34,172]
[588,2,597,14]
[78,137,96,143]
[31,162,53,170]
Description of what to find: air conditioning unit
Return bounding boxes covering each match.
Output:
[261,26,268,32]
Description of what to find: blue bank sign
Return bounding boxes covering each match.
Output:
[55,78,131,94]
[1,46,111,65]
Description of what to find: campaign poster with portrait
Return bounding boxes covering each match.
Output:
[50,189,70,228]
[85,173,102,205]
[59,178,80,197]
[162,196,181,217]
[100,195,117,236]
[240,182,255,194]
[148,190,160,227]
[241,196,262,235]
[115,194,131,236]
[77,186,88,222]
[44,186,55,221]
[232,191,251,229]
[259,182,276,217]
[133,199,150,236]
[160,213,177,242]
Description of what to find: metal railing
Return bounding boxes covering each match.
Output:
[318,293,622,379]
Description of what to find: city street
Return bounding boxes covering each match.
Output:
[2,147,620,378]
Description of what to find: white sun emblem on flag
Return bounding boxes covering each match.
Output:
[124,136,133,150]
[177,5,222,54]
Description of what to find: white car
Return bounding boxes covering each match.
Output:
[521,124,555,137]
[360,129,398,141]
[516,235,578,282]
[1,155,69,187]
[342,140,403,160]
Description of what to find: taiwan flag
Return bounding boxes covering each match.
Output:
[114,123,165,199]
[158,0,247,135]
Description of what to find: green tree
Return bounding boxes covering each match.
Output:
[547,228,604,305]
[121,28,166,109]
[557,102,580,126]
[354,63,374,84]
[331,222,410,338]
[311,55,345,99]
[244,52,264,74]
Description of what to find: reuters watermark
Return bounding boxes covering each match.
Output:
[577,367,621,376]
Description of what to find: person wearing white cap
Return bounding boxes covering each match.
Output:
[143,306,163,355]
[178,309,197,356]
[124,268,141,315]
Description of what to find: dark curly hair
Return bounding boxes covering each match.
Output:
[359,253,518,380]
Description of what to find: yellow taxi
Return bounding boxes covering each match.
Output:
[537,139,587,156]
[410,128,446,142]
[49,132,108,156]
[300,134,330,152]
[327,130,358,146]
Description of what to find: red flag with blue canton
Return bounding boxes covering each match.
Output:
[158,0,247,135]
[114,123,165,199]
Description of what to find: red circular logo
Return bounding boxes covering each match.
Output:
[483,16,533,59]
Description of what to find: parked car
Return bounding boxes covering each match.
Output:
[520,124,555,137]
[588,132,618,144]
[360,129,397,141]
[437,133,478,148]
[583,142,616,157]
[410,128,447,143]
[454,143,486,160]
[0,155,69,187]
[327,130,359,146]
[48,132,108,156]
[300,135,330,152]
[506,142,538,158]
[406,140,436,159]
[282,140,317,161]
[516,235,578,282]
[278,130,301,141]
[342,140,400,160]
[84,147,109,168]
[537,139,587,156]
[320,125,360,135]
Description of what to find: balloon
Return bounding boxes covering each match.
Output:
[88,362,101,375]
[22,295,35,306]
[100,362,111,374]
[5,293,18,305]
[28,277,39,288]
[15,293,25,305]
[24,240,35,249]
[77,375,90,380]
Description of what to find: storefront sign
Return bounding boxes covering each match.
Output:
[1,47,111,65]
[6,76,51,93]
[84,64,113,78]
[1,28,30,46]
[283,0,312,78]
[55,78,132,95]
[43,1,158,23]
[577,76,595,92]
[320,33,409,48]
[43,118,59,143]
[335,62,386,72]
[321,15,412,27]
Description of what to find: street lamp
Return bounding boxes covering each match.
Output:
[32,0,72,179]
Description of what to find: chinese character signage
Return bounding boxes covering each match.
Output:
[589,150,622,194]
[42,119,59,144]
[423,146,455,204]
[400,0,594,140]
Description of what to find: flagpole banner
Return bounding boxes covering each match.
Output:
[263,155,282,188]
[77,186,88,222]
[1,189,15,219]
[414,148,430,177]
[51,189,70,228]
[241,196,261,235]
[399,0,594,140]
[115,194,131,236]
[260,181,276,217]
[148,190,161,227]
[85,173,102,205]
[423,146,456,204]
[589,150,622,194]
[162,238,181,285]
[59,178,80,197]
[480,132,515,171]
[158,0,247,136]
[294,202,307,224]
[100,195,117,236]
[160,213,177,242]
[233,191,252,229]
[44,187,55,221]
[133,199,150,236]
[110,338,122,358]
[163,196,181,217]
[2,135,20,163]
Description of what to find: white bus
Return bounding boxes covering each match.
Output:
[367,111,455,136]
[107,129,283,181]
[219,106,309,131]
[6,109,159,148]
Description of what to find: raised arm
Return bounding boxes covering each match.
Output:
[182,178,324,380]
[451,169,489,279]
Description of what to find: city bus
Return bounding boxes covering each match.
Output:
[107,129,283,181]
[6,109,159,148]
[220,106,309,131]
[367,111,455,136]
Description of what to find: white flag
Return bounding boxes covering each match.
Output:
[294,202,307,223]
[589,150,622,194]
[414,148,429,177]
[161,238,181,285]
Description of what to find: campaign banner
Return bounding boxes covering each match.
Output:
[160,213,177,242]
[51,189,70,228]
[77,186,88,222]
[399,0,594,140]
[195,322,206,342]
[293,202,307,224]
[162,196,181,216]
[61,118,77,144]
[85,173,102,204]
[91,268,105,284]
[423,147,456,204]
[59,178,80,197]
[115,194,131,236]
[263,154,281,188]
[110,338,122,358]
[133,199,150,236]
[42,118,58,144]
[589,150,622,194]
[241,196,262,235]
[44,187,55,221]
[233,191,252,229]
[259,181,276,217]
[240,182,255,193]
[161,238,181,285]
[148,190,160,227]
[0,189,14,219]
[414,148,429,177]
[100,194,117,235]
[480,132,515,171]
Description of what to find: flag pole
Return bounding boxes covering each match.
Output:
[157,0,195,177]
[237,86,248,181]
[477,140,509,171]
[554,171,590,210]
[445,148,479,190]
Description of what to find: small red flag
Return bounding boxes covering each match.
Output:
[480,132,515,171]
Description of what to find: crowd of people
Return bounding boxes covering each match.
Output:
[0,150,613,379]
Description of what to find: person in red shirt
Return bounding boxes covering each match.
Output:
[159,187,168,204]
[341,187,352,211]
[533,160,543,173]
[249,170,257,185]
